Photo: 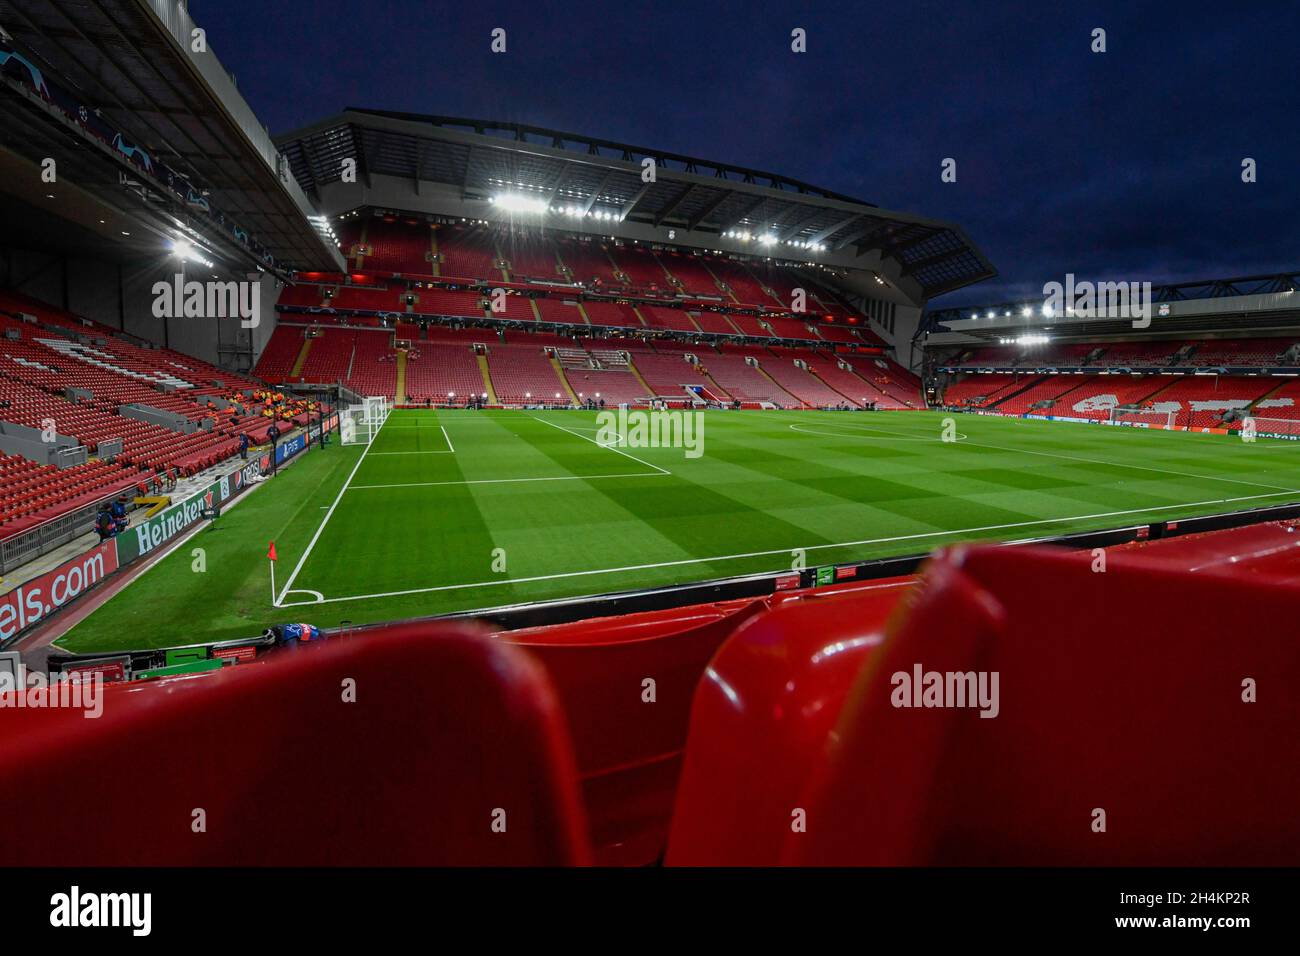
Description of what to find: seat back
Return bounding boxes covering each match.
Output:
[790,545,1300,865]
[665,580,911,865]
[506,598,767,864]
[0,622,590,866]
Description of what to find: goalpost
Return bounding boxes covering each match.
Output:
[340,395,391,445]
[1243,416,1300,440]
[1105,406,1178,430]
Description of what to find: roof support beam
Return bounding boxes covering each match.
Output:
[777,205,828,242]
[899,246,967,276]
[581,168,618,215]
[686,189,731,230]
[653,182,697,227]
[832,219,882,252]
[806,213,863,246]
[619,179,655,221]
[718,195,769,233]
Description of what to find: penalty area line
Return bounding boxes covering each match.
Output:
[527,414,672,475]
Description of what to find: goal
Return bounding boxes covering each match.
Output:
[341,396,391,445]
[1242,416,1300,440]
[1105,406,1177,430]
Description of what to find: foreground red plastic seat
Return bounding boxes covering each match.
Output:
[504,597,770,865]
[665,580,910,865]
[786,545,1300,865]
[0,623,590,866]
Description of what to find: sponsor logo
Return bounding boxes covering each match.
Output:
[0,542,118,642]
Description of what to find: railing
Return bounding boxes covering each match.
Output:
[0,502,101,574]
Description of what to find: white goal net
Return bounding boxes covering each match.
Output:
[1106,406,1177,430]
[341,396,391,445]
[1243,416,1300,440]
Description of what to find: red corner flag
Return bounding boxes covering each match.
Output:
[267,541,278,562]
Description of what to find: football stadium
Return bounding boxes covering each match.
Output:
[1,0,1297,919]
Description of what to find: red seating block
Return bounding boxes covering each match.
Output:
[707,545,1300,865]
[0,623,591,866]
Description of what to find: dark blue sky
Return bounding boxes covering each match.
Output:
[193,0,1299,307]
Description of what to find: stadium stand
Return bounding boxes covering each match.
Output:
[579,300,635,329]
[628,346,707,399]
[403,342,488,404]
[841,354,923,407]
[501,233,565,283]
[702,346,799,406]
[608,245,672,291]
[363,217,434,274]
[0,453,138,538]
[554,238,622,286]
[657,250,724,297]
[761,346,857,407]
[485,342,571,404]
[437,225,503,282]
[637,304,698,333]
[691,311,743,335]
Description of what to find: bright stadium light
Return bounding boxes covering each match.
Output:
[171,240,214,269]
[1041,304,1054,318]
[1021,306,1033,317]
[491,193,548,214]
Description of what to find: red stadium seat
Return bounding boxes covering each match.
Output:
[665,580,911,865]
[776,545,1300,865]
[504,597,769,865]
[0,623,590,866]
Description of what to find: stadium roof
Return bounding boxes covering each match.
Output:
[0,0,343,274]
[921,271,1300,344]
[276,108,996,299]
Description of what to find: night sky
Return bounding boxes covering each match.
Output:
[192,0,1300,307]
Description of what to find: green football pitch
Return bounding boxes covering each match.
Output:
[55,408,1300,653]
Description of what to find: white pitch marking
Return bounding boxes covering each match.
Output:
[281,487,1300,607]
[441,425,455,453]
[349,472,666,490]
[526,414,672,475]
[789,422,966,443]
[775,413,1300,494]
[276,414,389,605]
